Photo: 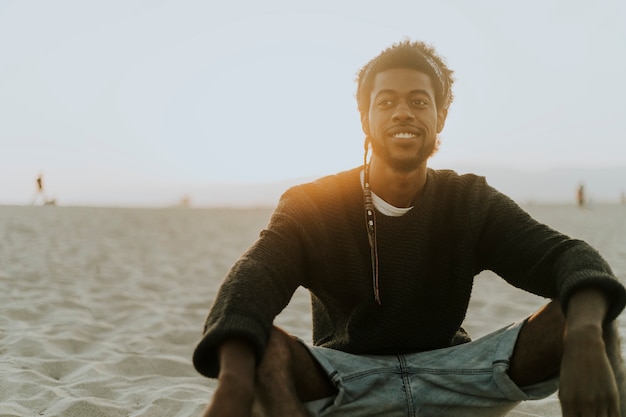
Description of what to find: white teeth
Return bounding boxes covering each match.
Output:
[392,132,416,138]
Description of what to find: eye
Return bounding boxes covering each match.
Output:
[376,99,394,108]
[412,99,429,107]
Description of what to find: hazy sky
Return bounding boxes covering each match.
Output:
[1,0,625,205]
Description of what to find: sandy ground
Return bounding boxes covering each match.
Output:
[1,203,625,416]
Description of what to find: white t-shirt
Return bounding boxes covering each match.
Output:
[360,170,413,217]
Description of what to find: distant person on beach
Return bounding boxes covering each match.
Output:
[32,173,47,205]
[577,183,586,207]
[193,40,626,417]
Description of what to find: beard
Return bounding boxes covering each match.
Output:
[370,135,441,172]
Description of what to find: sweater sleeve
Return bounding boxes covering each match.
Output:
[192,188,312,378]
[476,183,626,323]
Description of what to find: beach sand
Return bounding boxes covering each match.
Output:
[1,203,625,416]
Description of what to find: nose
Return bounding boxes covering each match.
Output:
[392,102,415,122]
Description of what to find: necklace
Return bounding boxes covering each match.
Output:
[363,162,381,305]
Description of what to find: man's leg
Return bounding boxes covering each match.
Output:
[251,327,337,417]
[508,301,565,386]
[605,320,626,413]
[508,300,625,408]
[203,327,336,417]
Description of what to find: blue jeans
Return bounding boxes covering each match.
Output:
[301,320,559,417]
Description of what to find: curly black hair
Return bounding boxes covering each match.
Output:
[356,39,455,116]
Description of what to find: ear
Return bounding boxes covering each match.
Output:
[436,107,448,133]
[361,113,370,136]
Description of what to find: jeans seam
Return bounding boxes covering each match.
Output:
[397,354,416,417]
[342,368,401,382]
[404,367,493,375]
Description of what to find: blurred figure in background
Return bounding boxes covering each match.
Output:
[32,173,47,205]
[32,173,56,206]
[576,182,586,208]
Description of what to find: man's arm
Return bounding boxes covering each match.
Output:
[201,339,256,417]
[559,288,620,417]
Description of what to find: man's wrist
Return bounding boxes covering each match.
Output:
[218,338,256,380]
[566,288,608,327]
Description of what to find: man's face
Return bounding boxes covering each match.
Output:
[362,68,447,172]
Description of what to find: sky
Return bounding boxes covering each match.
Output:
[1,0,625,206]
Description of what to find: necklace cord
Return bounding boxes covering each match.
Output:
[363,158,381,305]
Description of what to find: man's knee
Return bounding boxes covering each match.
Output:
[256,327,317,384]
[252,328,318,416]
[258,326,337,402]
[519,300,566,353]
[509,301,565,386]
[256,327,296,379]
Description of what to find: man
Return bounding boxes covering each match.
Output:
[193,40,626,416]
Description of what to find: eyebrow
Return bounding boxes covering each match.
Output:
[374,89,434,99]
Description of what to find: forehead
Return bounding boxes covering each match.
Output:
[370,68,435,97]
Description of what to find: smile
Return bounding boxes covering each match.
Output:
[391,132,419,139]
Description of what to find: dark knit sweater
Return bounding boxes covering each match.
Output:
[193,168,626,378]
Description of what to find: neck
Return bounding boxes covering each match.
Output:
[368,157,427,208]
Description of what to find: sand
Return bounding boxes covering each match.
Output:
[1,203,625,416]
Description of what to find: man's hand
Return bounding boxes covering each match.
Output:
[559,324,619,416]
[202,339,256,417]
[559,289,620,417]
